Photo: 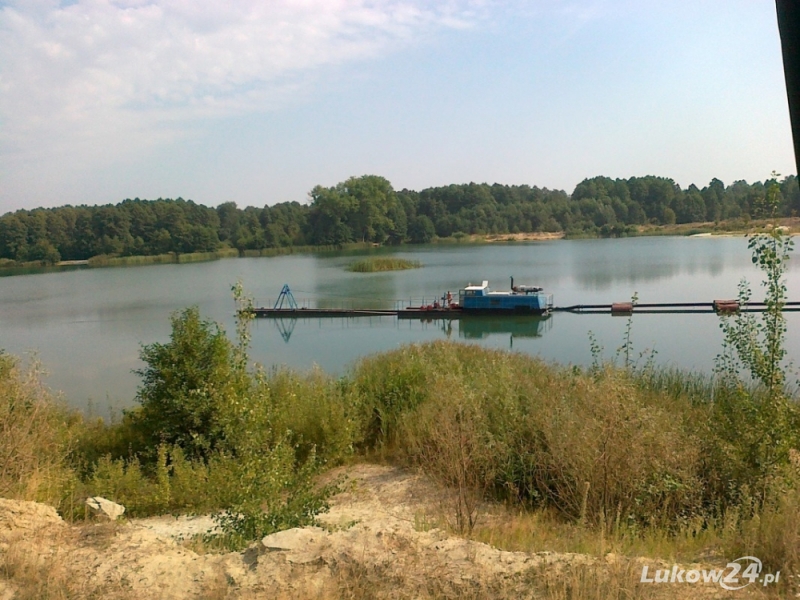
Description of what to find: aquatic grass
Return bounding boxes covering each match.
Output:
[87,253,176,266]
[346,257,423,272]
[176,248,239,263]
[242,242,372,258]
[87,248,240,267]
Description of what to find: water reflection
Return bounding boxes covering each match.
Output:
[459,315,552,340]
[266,314,554,346]
[314,275,400,310]
[273,318,297,342]
[569,238,741,290]
[575,260,680,290]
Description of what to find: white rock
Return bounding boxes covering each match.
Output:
[85,496,126,520]
[261,526,327,551]
[261,527,331,565]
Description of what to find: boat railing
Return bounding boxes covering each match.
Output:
[254,296,453,311]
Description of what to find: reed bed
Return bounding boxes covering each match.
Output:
[346,257,423,272]
[241,242,373,258]
[87,248,240,267]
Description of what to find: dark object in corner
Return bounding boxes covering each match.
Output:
[777,0,800,177]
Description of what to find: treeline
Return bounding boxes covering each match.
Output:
[1,174,799,263]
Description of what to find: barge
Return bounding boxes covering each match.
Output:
[400,278,553,317]
[459,278,553,315]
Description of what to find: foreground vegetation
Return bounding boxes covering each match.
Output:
[2,173,799,266]
[2,334,799,578]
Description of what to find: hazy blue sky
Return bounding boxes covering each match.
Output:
[0,0,795,212]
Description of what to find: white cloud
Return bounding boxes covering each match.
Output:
[0,0,486,177]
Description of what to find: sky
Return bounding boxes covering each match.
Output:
[0,0,796,213]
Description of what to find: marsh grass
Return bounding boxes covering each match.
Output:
[87,248,240,267]
[177,248,239,263]
[241,242,372,258]
[346,257,423,272]
[87,252,176,266]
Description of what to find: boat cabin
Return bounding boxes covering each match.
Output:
[458,280,553,314]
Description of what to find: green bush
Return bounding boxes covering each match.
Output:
[262,367,359,465]
[72,304,341,544]
[131,306,242,459]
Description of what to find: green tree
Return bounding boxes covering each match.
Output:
[25,239,60,263]
[714,176,796,485]
[0,215,28,260]
[408,215,436,243]
[716,178,794,396]
[132,307,239,458]
[307,185,355,245]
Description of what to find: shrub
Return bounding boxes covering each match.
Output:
[73,300,341,543]
[722,450,800,577]
[131,306,243,459]
[262,367,359,465]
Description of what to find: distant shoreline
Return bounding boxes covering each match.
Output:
[2,218,798,274]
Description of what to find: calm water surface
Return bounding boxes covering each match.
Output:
[1,236,799,411]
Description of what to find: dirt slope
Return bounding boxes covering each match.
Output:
[0,464,756,599]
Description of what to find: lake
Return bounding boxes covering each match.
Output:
[1,236,799,412]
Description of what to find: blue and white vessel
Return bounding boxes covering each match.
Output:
[458,278,553,315]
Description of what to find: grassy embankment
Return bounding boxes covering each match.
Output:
[2,327,800,596]
[346,257,423,272]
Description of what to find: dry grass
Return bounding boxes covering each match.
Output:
[355,342,702,527]
[0,353,78,508]
[720,451,800,578]
[2,337,800,598]
[528,561,692,600]
[0,529,134,600]
[239,558,707,600]
[286,559,531,600]
[197,569,233,600]
[472,507,721,562]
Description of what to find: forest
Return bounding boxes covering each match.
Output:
[1,174,798,263]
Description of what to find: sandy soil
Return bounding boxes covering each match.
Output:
[0,464,766,599]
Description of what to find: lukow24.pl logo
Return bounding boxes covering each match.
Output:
[641,556,779,590]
